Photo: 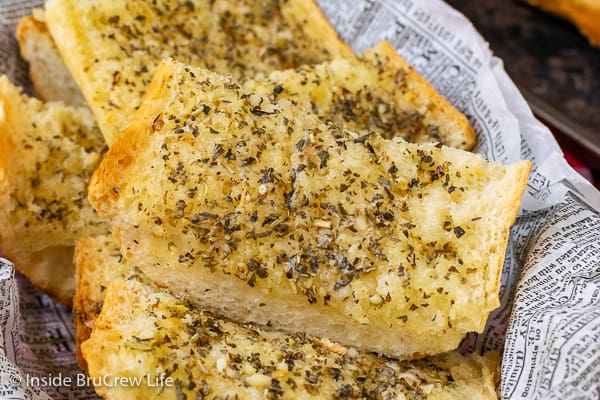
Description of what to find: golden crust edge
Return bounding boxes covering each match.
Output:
[80,278,130,398]
[286,0,354,58]
[88,60,174,219]
[366,40,477,150]
[15,16,53,102]
[15,15,50,54]
[44,0,114,142]
[73,237,99,374]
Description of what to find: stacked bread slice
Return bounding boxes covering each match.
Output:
[88,60,530,361]
[16,12,86,106]
[2,0,352,305]
[0,1,534,398]
[0,77,107,304]
[44,0,353,145]
[77,234,499,399]
[4,1,477,307]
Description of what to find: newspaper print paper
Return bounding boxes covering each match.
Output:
[1,0,599,399]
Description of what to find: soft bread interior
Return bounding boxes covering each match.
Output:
[15,13,85,106]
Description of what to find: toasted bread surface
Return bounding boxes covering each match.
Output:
[88,61,530,358]
[83,275,500,400]
[45,0,352,145]
[245,41,475,149]
[0,77,107,304]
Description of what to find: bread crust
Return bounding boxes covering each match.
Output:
[73,235,129,372]
[73,238,101,372]
[527,0,600,46]
[369,41,476,149]
[282,0,353,58]
[87,59,171,211]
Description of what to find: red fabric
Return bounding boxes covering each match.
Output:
[564,151,596,187]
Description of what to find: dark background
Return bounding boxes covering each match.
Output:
[447,0,599,186]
